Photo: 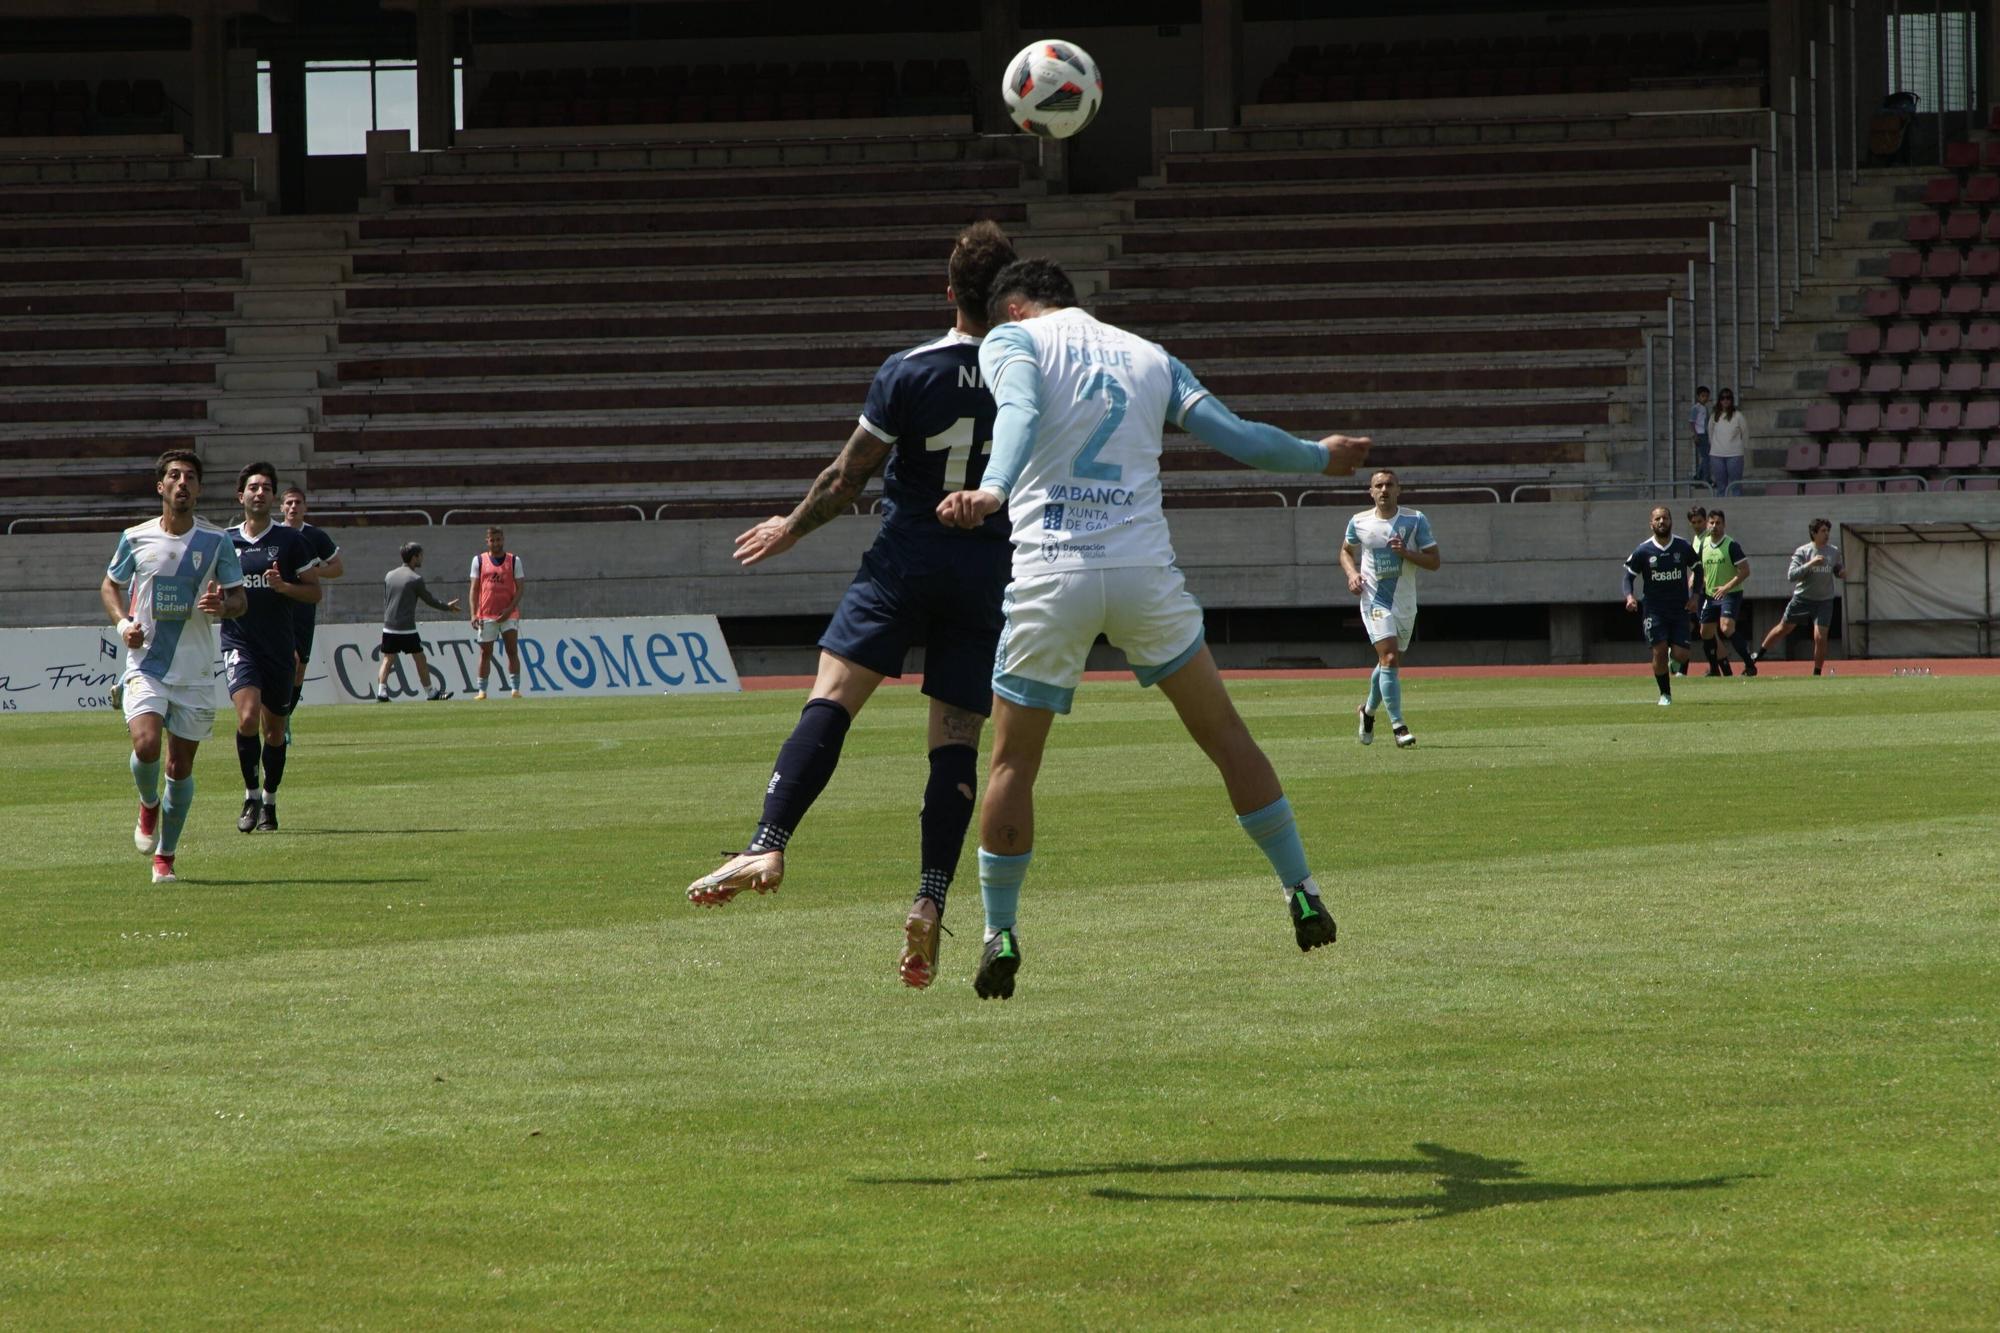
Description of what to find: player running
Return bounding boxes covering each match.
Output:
[279,485,343,735]
[1341,469,1439,748]
[468,527,524,699]
[936,257,1370,998]
[224,463,322,833]
[100,449,246,883]
[1621,504,1703,706]
[686,221,1018,992]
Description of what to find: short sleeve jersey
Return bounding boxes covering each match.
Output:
[978,308,1210,577]
[858,329,1007,543]
[1696,533,1746,598]
[1788,542,1844,599]
[106,517,244,689]
[1624,535,1701,609]
[1343,507,1437,616]
[287,522,338,633]
[222,521,319,661]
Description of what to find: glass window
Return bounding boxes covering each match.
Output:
[1888,10,1977,113]
[255,58,464,155]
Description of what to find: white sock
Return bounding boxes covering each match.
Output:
[260,790,273,806]
[245,787,259,801]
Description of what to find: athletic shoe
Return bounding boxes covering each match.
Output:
[973,929,1020,1000]
[686,848,784,906]
[151,854,176,884]
[1720,660,1734,677]
[109,682,123,710]
[373,692,391,704]
[511,688,522,699]
[1356,704,1374,746]
[256,801,277,833]
[1289,883,1336,952]
[1812,667,1822,676]
[899,900,942,990]
[134,800,159,854]
[1392,723,1416,749]
[1657,695,1673,707]
[475,689,487,700]
[237,796,261,833]
[1704,665,1723,677]
[428,688,453,701]
[1742,660,1758,678]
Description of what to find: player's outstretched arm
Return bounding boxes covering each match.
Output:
[736,424,892,567]
[1182,395,1369,476]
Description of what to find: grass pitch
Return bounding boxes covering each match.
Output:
[2,673,1996,1328]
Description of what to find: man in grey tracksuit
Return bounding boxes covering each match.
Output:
[378,542,462,701]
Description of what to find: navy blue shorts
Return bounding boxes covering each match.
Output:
[818,532,1009,716]
[1642,606,1692,647]
[1698,591,1743,624]
[225,645,297,716]
[295,621,315,662]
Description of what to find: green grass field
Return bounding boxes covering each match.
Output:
[2,674,1996,1328]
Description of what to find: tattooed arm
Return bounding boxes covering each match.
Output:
[734,425,894,567]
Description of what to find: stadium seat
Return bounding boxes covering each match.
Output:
[1785,439,1822,471]
[1922,176,1959,208]
[1802,480,1840,495]
[1763,481,1802,495]
[1886,249,1924,282]
[1921,322,1960,355]
[1861,361,1902,394]
[1824,363,1862,395]
[1884,323,1922,356]
[1905,212,1942,245]
[1881,400,1921,433]
[1962,476,2000,490]
[1922,247,1962,280]
[1986,438,2000,466]
[1924,398,1962,432]
[1904,437,1942,469]
[1861,287,1901,319]
[1823,438,1863,470]
[1940,437,1981,469]
[1885,475,1924,493]
[1803,402,1841,435]
[1944,283,1982,316]
[1963,398,2000,432]
[1902,360,1942,394]
[1945,361,1982,393]
[1983,212,2000,244]
[1844,326,1882,357]
[1945,140,1981,171]
[1863,438,1903,468]
[1965,320,2000,353]
[1945,211,1982,244]
[1838,404,1879,436]
[1843,479,1882,493]
[1966,174,2000,209]
[1968,246,2000,279]
[1904,285,1943,317]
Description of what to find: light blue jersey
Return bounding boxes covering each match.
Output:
[1344,507,1436,620]
[106,517,244,689]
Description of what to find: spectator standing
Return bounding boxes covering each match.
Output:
[1707,388,1748,496]
[1689,385,1711,484]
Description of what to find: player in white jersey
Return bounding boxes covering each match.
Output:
[937,258,1370,997]
[99,448,247,884]
[1341,470,1440,748]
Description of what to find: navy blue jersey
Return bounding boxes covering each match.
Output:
[221,521,319,659]
[1623,536,1702,608]
[287,522,338,633]
[859,329,1008,542]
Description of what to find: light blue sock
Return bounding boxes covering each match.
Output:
[978,848,1032,936]
[1236,795,1311,890]
[160,774,194,856]
[1380,666,1404,725]
[1364,665,1383,714]
[130,752,161,806]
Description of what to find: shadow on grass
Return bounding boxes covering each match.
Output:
[861,1141,1749,1224]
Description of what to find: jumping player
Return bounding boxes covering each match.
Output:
[224,462,322,833]
[468,527,523,699]
[936,257,1371,998]
[1621,504,1702,706]
[1341,469,1440,748]
[280,485,343,734]
[686,221,1019,992]
[100,448,246,883]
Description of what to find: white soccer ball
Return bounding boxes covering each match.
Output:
[1001,39,1103,139]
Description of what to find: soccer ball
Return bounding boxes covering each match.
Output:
[1002,39,1103,139]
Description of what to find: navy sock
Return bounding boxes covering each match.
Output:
[1702,638,1720,667]
[751,698,852,851]
[1655,671,1671,697]
[235,731,261,790]
[1729,627,1753,662]
[918,743,977,916]
[261,741,287,797]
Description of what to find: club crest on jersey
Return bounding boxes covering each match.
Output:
[193,551,204,570]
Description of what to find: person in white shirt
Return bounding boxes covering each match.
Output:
[1706,388,1748,496]
[99,448,247,883]
[937,258,1370,997]
[1340,470,1440,747]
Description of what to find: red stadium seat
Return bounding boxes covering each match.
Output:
[1802,480,1840,495]
[1883,322,1922,356]
[1965,320,2000,353]
[1887,249,1924,282]
[1863,438,1903,468]
[1905,212,1942,245]
[1922,176,1959,207]
[1824,363,1862,395]
[1985,142,2000,169]
[1839,404,1879,436]
[1963,398,2000,432]
[1903,437,1942,469]
[1922,247,1962,280]
[1823,438,1863,470]
[1963,476,2000,490]
[1984,212,2000,243]
[1803,402,1841,434]
[1944,283,1982,316]
[1764,481,1802,496]
[1966,174,2000,209]
[1968,246,2000,279]
[1985,438,2000,466]
[1861,361,1902,394]
[1924,398,1962,432]
[1944,361,1982,393]
[1881,400,1921,433]
[1785,440,1822,471]
[1945,210,1982,243]
[1941,438,1981,469]
[1882,477,1923,492]
[1844,479,1882,493]
[1921,321,1960,355]
[1905,285,1944,317]
[1903,360,1943,394]
[1945,140,1980,171]
[1862,287,1901,319]
[1844,325,1883,357]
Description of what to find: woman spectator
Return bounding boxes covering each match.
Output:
[1707,388,1748,496]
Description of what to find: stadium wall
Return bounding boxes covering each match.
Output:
[8,492,1991,669]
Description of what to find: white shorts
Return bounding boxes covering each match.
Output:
[122,670,217,742]
[993,565,1207,714]
[474,615,520,644]
[1360,598,1417,648]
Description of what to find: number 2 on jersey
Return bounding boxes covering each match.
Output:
[1071,369,1126,482]
[925,417,991,491]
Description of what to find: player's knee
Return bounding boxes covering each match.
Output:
[131,736,162,764]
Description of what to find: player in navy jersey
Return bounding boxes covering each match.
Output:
[686,221,1017,991]
[222,463,322,832]
[1621,504,1703,706]
[280,485,343,739]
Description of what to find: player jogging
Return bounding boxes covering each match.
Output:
[224,462,322,833]
[377,543,461,701]
[100,448,246,883]
[937,257,1370,999]
[1341,469,1440,748]
[686,222,1018,992]
[469,527,523,699]
[280,485,343,736]
[1620,504,1702,706]
[1695,508,1754,677]
[1751,518,1845,675]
